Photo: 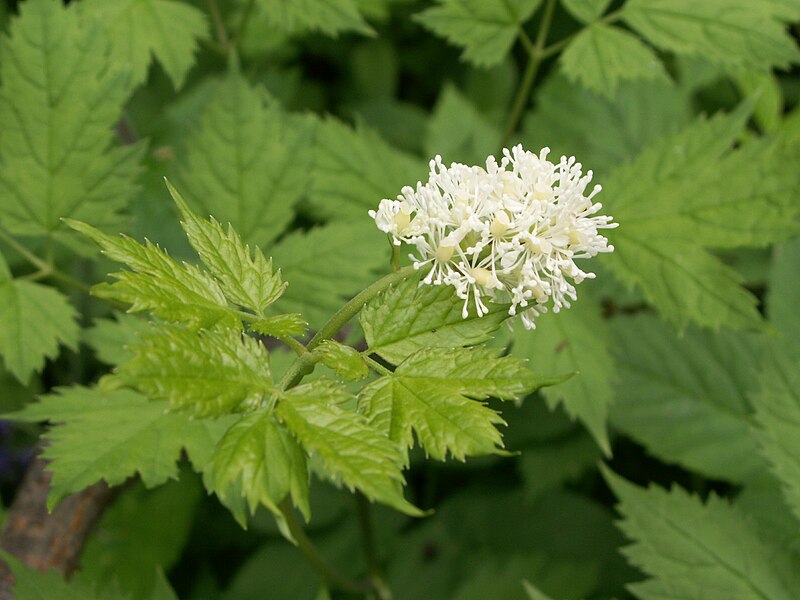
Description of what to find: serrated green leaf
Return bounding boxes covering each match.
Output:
[207,411,310,525]
[68,220,237,330]
[623,0,800,71]
[4,553,119,600]
[308,118,425,221]
[276,380,421,515]
[270,222,387,329]
[0,0,144,235]
[249,314,308,339]
[361,277,511,365]
[0,254,79,383]
[79,0,207,89]
[609,314,765,482]
[560,0,610,23]
[414,0,542,67]
[603,468,800,600]
[359,347,549,463]
[176,72,315,248]
[425,83,501,165]
[9,387,234,509]
[522,73,692,175]
[84,313,151,366]
[603,104,800,329]
[256,0,373,37]
[117,326,274,417]
[753,338,800,523]
[168,181,286,314]
[768,237,800,341]
[315,340,368,381]
[511,297,613,455]
[560,23,668,98]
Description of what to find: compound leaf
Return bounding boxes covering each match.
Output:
[117,326,274,417]
[9,387,234,509]
[609,314,765,482]
[414,0,542,67]
[604,468,800,600]
[359,347,550,463]
[276,380,420,515]
[623,0,800,71]
[0,254,79,383]
[256,0,373,37]
[169,181,286,314]
[0,0,143,235]
[752,338,800,522]
[176,72,315,248]
[560,23,668,98]
[79,0,207,89]
[207,411,310,524]
[68,219,237,330]
[308,118,425,221]
[361,276,511,365]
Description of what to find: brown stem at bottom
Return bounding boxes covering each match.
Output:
[0,454,117,599]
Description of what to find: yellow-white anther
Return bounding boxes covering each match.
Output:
[436,237,456,262]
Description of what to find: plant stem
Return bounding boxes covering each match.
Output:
[279,265,417,390]
[233,0,258,43]
[500,0,558,148]
[206,0,230,51]
[537,8,624,61]
[279,498,369,595]
[365,355,392,377]
[356,492,392,600]
[0,227,50,272]
[282,335,309,357]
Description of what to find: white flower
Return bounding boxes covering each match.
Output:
[370,145,617,329]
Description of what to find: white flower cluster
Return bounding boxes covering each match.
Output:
[369,145,617,329]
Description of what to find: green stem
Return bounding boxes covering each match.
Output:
[538,8,624,61]
[206,0,230,50]
[500,0,558,148]
[279,499,369,594]
[356,493,392,600]
[282,336,309,357]
[0,227,50,272]
[279,265,417,391]
[233,0,257,43]
[365,355,392,377]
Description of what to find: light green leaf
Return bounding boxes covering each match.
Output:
[168,181,286,314]
[560,23,668,98]
[609,314,765,482]
[117,325,274,417]
[270,222,388,329]
[84,313,151,365]
[0,255,79,383]
[768,237,800,341]
[361,276,511,365]
[603,105,800,329]
[425,83,501,165]
[0,0,144,235]
[9,387,234,509]
[68,220,237,330]
[176,73,315,248]
[560,0,610,23]
[79,0,207,89]
[604,468,800,600]
[753,338,800,522]
[307,118,425,221]
[511,297,613,454]
[414,0,542,67]
[276,380,420,515]
[623,0,800,71]
[207,411,310,524]
[359,347,549,463]
[249,314,308,340]
[256,0,373,37]
[523,73,691,175]
[315,340,369,381]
